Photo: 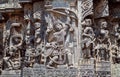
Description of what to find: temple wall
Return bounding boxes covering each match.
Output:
[0,0,120,77]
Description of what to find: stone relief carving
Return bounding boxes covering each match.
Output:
[81,0,93,20]
[94,19,110,62]
[3,21,23,70]
[34,21,44,64]
[81,18,95,59]
[44,8,77,68]
[1,0,120,77]
[24,19,35,67]
[110,22,120,64]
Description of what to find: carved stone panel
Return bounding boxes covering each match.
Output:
[1,0,120,77]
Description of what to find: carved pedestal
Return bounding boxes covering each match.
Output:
[23,64,79,77]
[1,70,21,77]
[96,61,111,77]
[79,58,95,77]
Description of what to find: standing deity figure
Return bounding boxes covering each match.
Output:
[34,21,45,64]
[82,18,95,59]
[34,22,42,48]
[95,19,110,61]
[25,20,35,67]
[25,20,34,49]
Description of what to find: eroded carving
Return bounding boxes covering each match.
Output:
[95,19,110,62]
[3,22,23,70]
[82,18,95,59]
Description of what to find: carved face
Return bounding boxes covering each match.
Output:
[100,21,107,28]
[34,11,41,20]
[35,22,41,29]
[55,23,63,31]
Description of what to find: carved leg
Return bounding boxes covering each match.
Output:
[67,53,73,66]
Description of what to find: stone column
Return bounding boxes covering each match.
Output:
[76,0,82,66]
